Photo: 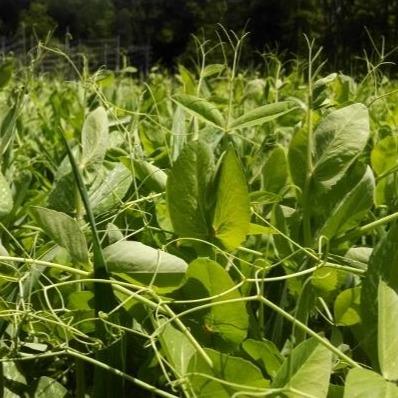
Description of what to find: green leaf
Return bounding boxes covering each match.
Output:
[34,376,68,397]
[371,135,398,175]
[242,338,283,378]
[173,94,224,128]
[312,103,369,190]
[202,64,225,78]
[334,287,361,326]
[345,247,372,269]
[344,368,398,398]
[329,384,345,398]
[67,290,95,333]
[262,145,288,194]
[361,223,398,365]
[88,163,132,214]
[122,158,167,193]
[31,207,89,265]
[47,172,76,214]
[105,223,124,244]
[230,101,298,130]
[81,106,109,167]
[271,205,295,257]
[248,223,275,235]
[318,166,374,240]
[312,267,346,294]
[0,60,13,90]
[103,240,187,273]
[378,279,398,380]
[182,258,249,348]
[212,147,250,250]
[188,348,269,397]
[272,337,332,398]
[288,127,308,190]
[167,140,214,239]
[160,323,196,376]
[0,172,13,218]
[178,65,196,95]
[171,104,186,162]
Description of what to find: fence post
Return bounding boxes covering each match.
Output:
[65,26,70,76]
[1,36,5,60]
[104,42,108,68]
[116,35,120,71]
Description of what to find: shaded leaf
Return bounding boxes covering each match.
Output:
[88,163,132,214]
[103,240,187,273]
[188,347,269,398]
[272,337,332,398]
[0,172,13,218]
[378,279,398,380]
[334,287,361,326]
[212,147,250,250]
[31,207,89,265]
[361,223,398,366]
[81,106,109,166]
[160,323,196,376]
[371,135,398,176]
[167,140,214,239]
[318,166,374,239]
[262,145,288,194]
[182,258,249,348]
[242,338,283,378]
[122,158,167,193]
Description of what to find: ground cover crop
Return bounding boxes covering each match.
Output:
[0,37,398,397]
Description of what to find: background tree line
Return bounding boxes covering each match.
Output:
[0,0,397,71]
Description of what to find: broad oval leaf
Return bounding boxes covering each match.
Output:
[103,240,187,273]
[88,163,132,214]
[371,135,398,176]
[230,101,298,130]
[272,337,332,398]
[81,106,109,167]
[182,258,249,348]
[288,127,308,190]
[344,368,398,398]
[262,145,288,194]
[188,347,269,398]
[318,166,374,240]
[212,147,250,250]
[160,323,196,377]
[31,207,89,265]
[173,94,224,128]
[242,339,283,379]
[34,376,68,397]
[313,103,369,189]
[334,287,361,326]
[121,157,167,193]
[0,172,13,218]
[0,59,13,90]
[378,279,398,380]
[167,140,214,239]
[361,223,398,366]
[202,64,225,78]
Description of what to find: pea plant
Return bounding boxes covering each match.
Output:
[0,36,397,398]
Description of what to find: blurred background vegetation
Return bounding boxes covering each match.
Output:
[1,0,398,71]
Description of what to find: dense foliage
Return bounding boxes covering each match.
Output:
[3,0,398,69]
[1,37,398,397]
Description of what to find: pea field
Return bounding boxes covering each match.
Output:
[1,38,398,397]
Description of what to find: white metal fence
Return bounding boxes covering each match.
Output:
[0,33,151,74]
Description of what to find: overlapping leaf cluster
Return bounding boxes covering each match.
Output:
[0,47,398,398]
